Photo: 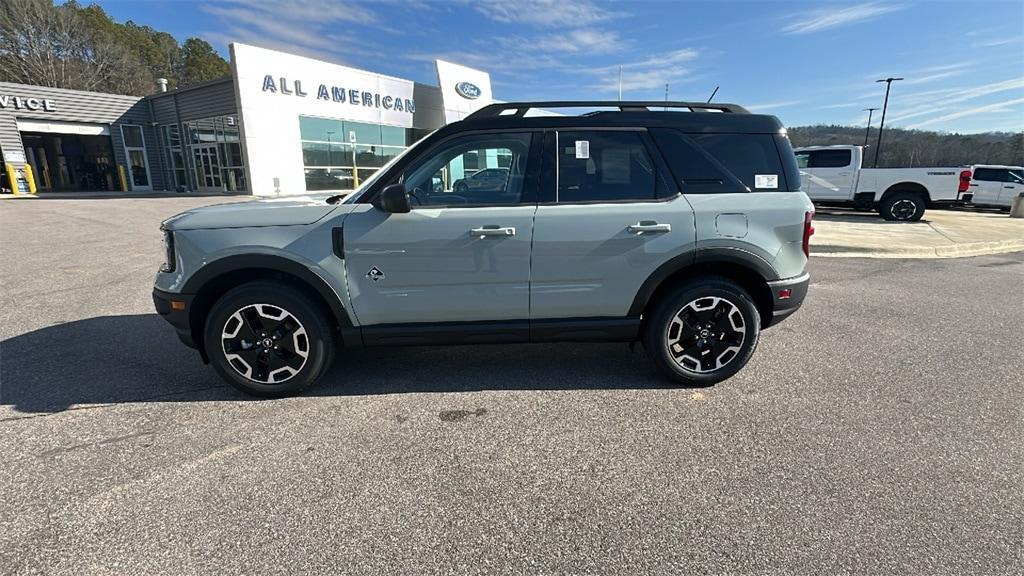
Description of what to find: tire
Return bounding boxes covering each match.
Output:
[879,192,926,221]
[643,277,761,387]
[204,281,335,397]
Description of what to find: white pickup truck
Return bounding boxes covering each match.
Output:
[794,145,971,221]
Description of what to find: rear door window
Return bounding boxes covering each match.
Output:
[972,168,1001,182]
[807,149,852,168]
[556,131,662,202]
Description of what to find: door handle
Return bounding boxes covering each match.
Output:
[1004,186,1016,189]
[837,172,851,176]
[627,221,671,234]
[470,225,516,238]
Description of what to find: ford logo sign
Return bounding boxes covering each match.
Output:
[455,81,481,100]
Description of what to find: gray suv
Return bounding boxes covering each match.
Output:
[154,101,813,397]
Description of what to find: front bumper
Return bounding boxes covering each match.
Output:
[153,288,197,349]
[765,272,809,327]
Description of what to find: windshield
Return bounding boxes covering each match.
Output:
[341,130,437,204]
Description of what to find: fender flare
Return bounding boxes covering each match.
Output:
[183,253,356,330]
[881,181,931,202]
[627,247,778,317]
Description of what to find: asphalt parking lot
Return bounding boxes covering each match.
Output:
[1,197,1022,575]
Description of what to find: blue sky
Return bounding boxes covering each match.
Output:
[95,0,1023,133]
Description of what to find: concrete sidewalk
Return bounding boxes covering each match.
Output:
[812,208,1024,258]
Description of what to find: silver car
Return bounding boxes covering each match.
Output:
[154,101,814,397]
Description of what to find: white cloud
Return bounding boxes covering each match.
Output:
[747,100,805,112]
[470,0,624,27]
[907,97,1024,129]
[497,28,628,55]
[817,101,867,109]
[972,36,1023,48]
[902,69,965,86]
[589,48,702,93]
[198,0,389,65]
[208,0,378,26]
[782,2,902,35]
[886,77,1024,123]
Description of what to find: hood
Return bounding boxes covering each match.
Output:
[162,194,345,230]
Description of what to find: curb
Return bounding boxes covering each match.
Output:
[0,194,38,200]
[812,238,1024,258]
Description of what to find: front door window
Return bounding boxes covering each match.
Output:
[402,133,531,207]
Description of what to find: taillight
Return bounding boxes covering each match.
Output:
[802,211,814,258]
[959,170,972,193]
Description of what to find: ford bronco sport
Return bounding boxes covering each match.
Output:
[154,101,813,397]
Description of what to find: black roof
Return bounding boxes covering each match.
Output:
[446,101,785,135]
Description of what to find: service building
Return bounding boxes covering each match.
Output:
[0,43,493,196]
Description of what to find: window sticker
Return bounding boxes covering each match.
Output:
[755,174,778,189]
[575,140,590,159]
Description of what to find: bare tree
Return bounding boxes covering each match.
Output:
[0,0,148,94]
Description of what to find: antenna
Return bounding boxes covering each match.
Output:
[707,85,719,103]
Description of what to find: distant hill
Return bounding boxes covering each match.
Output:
[788,125,1023,168]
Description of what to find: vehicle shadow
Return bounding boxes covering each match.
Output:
[33,192,250,200]
[813,209,931,224]
[1,314,672,415]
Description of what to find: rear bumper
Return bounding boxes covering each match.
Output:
[153,288,197,349]
[765,272,809,327]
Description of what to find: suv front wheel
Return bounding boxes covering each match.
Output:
[644,277,761,386]
[204,281,335,397]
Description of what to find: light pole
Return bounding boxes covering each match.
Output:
[863,107,879,148]
[873,77,903,168]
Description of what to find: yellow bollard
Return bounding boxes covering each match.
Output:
[23,164,37,194]
[4,163,20,195]
[117,165,129,192]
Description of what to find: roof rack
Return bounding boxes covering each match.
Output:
[465,101,750,120]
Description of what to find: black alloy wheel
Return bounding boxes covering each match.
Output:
[644,277,761,386]
[665,296,747,373]
[221,303,309,384]
[880,192,926,221]
[204,281,335,397]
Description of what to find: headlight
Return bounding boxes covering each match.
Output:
[160,229,176,273]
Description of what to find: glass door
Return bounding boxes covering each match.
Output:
[192,145,223,191]
[120,125,152,191]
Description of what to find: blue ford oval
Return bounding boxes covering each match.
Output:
[455,81,481,100]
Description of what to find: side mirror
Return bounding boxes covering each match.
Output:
[376,183,411,214]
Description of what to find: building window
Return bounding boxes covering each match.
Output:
[298,116,426,192]
[162,125,186,190]
[120,124,152,190]
[182,115,246,192]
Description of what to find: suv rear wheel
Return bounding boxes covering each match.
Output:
[644,277,761,386]
[879,192,926,221]
[204,281,335,397]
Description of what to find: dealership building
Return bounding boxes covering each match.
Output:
[0,43,493,196]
